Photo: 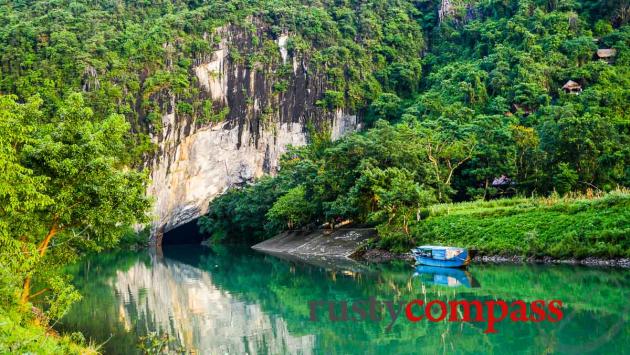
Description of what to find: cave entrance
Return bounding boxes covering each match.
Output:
[162,219,206,245]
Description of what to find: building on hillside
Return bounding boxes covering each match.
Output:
[492,175,513,187]
[562,80,582,95]
[596,49,617,63]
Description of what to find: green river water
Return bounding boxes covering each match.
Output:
[58,245,630,354]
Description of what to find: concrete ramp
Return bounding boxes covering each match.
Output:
[252,228,376,258]
[260,251,375,274]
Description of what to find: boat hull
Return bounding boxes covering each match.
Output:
[412,249,470,268]
[414,256,469,268]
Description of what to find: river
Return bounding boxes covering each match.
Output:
[57,245,630,354]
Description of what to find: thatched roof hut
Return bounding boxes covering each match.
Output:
[562,80,582,94]
[596,49,617,58]
[596,49,617,63]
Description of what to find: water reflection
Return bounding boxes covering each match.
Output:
[60,247,315,355]
[113,253,314,354]
[413,265,479,288]
[59,246,630,355]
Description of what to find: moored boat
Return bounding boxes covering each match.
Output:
[411,245,470,268]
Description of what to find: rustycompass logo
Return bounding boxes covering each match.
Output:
[308,298,564,333]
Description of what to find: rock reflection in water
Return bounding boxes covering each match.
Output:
[60,246,630,354]
[112,252,314,354]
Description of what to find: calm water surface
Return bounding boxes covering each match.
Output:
[58,246,630,354]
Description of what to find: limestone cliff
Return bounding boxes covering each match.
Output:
[144,20,361,242]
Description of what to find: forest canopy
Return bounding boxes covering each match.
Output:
[199,0,630,250]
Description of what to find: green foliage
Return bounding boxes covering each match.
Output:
[317,90,345,110]
[366,93,403,124]
[176,101,193,115]
[407,0,630,196]
[199,101,230,125]
[594,19,614,36]
[118,227,152,250]
[198,176,289,243]
[200,0,629,252]
[272,80,289,93]
[0,307,97,354]
[266,185,315,229]
[0,94,150,351]
[553,162,579,194]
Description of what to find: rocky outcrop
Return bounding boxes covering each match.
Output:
[144,20,362,242]
[439,0,455,22]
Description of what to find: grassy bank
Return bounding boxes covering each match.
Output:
[0,308,97,354]
[406,192,630,258]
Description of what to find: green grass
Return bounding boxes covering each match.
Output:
[408,191,630,258]
[0,307,97,354]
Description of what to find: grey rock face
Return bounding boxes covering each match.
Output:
[145,21,361,240]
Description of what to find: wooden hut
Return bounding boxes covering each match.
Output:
[562,80,582,94]
[596,49,617,63]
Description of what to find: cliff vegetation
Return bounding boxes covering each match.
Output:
[200,0,630,254]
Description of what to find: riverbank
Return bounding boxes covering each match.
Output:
[403,191,630,258]
[256,192,630,267]
[357,248,630,268]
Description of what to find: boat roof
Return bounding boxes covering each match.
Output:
[415,245,465,250]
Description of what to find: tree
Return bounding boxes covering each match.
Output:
[418,127,476,201]
[464,115,517,199]
[539,109,620,190]
[553,162,579,194]
[366,93,403,124]
[198,176,290,243]
[511,124,543,189]
[562,37,597,67]
[0,93,150,317]
[0,95,51,308]
[266,185,314,229]
[362,167,435,234]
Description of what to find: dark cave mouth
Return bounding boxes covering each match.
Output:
[162,219,206,246]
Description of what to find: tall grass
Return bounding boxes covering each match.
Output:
[407,190,630,258]
[424,188,630,217]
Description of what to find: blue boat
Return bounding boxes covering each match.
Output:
[413,265,478,288]
[411,245,470,268]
